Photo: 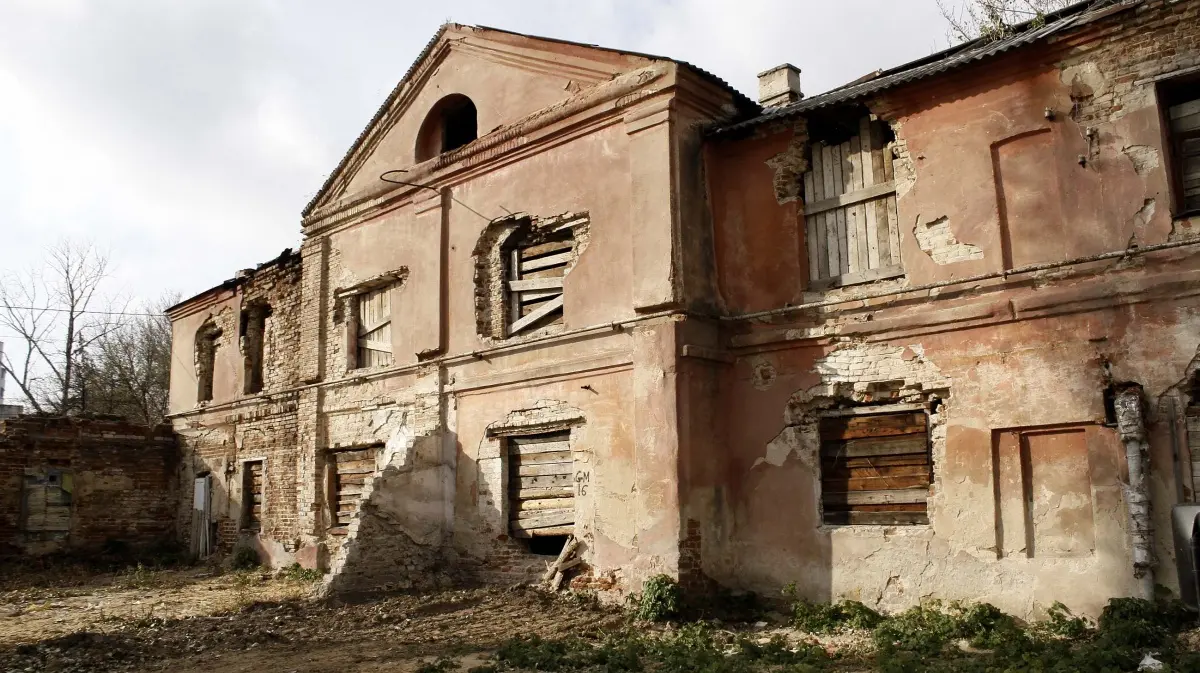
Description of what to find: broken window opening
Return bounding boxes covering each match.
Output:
[802,113,903,288]
[1159,74,1200,216]
[327,446,377,535]
[351,285,393,370]
[818,409,931,526]
[195,320,222,403]
[240,303,270,395]
[504,228,573,337]
[241,460,263,531]
[507,431,574,540]
[21,468,73,534]
[415,94,478,162]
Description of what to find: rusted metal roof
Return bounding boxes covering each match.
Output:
[712,0,1129,136]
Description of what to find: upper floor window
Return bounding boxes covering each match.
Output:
[352,285,393,369]
[195,320,221,403]
[504,229,573,337]
[1160,76,1200,216]
[473,213,588,341]
[802,115,902,288]
[415,94,478,162]
[240,303,269,395]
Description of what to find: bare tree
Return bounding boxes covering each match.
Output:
[937,0,1075,43]
[0,239,123,414]
[74,293,178,425]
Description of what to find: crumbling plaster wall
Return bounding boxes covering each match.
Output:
[699,307,1185,618]
[448,323,680,594]
[872,1,1198,287]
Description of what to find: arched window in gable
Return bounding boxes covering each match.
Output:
[415,94,478,162]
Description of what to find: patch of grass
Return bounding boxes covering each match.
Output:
[785,583,882,634]
[486,623,831,672]
[631,574,681,622]
[281,563,323,583]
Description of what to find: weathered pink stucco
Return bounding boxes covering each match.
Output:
[167,3,1200,616]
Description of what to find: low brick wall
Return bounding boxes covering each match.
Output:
[0,416,179,557]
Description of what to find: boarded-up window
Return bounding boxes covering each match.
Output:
[242,460,263,530]
[355,286,392,368]
[508,431,574,538]
[1165,84,1200,214]
[329,447,377,535]
[819,410,930,525]
[22,468,72,533]
[505,231,572,336]
[803,116,902,288]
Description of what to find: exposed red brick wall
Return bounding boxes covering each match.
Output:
[0,416,179,557]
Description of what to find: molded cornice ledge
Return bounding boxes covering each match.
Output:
[301,61,675,235]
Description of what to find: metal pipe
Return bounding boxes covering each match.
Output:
[1115,384,1155,599]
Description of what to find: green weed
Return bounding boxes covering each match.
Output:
[631,574,682,622]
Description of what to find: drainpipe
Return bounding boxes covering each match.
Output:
[1114,384,1155,599]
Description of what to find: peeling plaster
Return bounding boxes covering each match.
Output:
[913,215,984,265]
[765,120,808,205]
[1122,145,1160,176]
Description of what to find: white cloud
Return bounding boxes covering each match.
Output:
[0,0,962,310]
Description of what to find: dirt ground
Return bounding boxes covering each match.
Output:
[0,564,623,673]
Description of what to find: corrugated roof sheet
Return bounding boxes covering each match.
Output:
[712,0,1125,136]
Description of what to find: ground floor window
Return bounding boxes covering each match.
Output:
[507,430,574,543]
[819,408,931,525]
[22,466,73,533]
[241,460,263,531]
[329,447,377,536]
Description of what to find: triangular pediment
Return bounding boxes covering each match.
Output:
[305,25,656,216]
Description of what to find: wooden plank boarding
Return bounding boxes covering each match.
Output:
[823,488,928,506]
[819,409,930,525]
[804,171,819,281]
[823,434,929,459]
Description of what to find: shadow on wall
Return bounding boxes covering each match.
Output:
[323,424,460,595]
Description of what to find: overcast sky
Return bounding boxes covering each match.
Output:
[0,0,957,325]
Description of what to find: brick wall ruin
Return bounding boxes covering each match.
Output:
[0,416,178,558]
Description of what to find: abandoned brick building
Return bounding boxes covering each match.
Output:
[167,0,1200,617]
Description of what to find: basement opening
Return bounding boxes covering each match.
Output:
[525,534,570,557]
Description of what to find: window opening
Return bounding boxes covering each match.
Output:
[802,114,902,287]
[354,286,393,369]
[241,303,269,394]
[22,468,72,533]
[329,447,377,536]
[508,431,574,539]
[415,94,478,161]
[819,409,930,525]
[242,460,263,531]
[505,230,572,336]
[195,321,221,403]
[1160,75,1200,216]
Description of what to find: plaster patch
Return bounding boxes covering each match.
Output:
[1130,199,1156,235]
[914,215,983,265]
[750,357,778,391]
[1122,145,1160,176]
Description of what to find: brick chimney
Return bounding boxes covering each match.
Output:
[757,64,803,108]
